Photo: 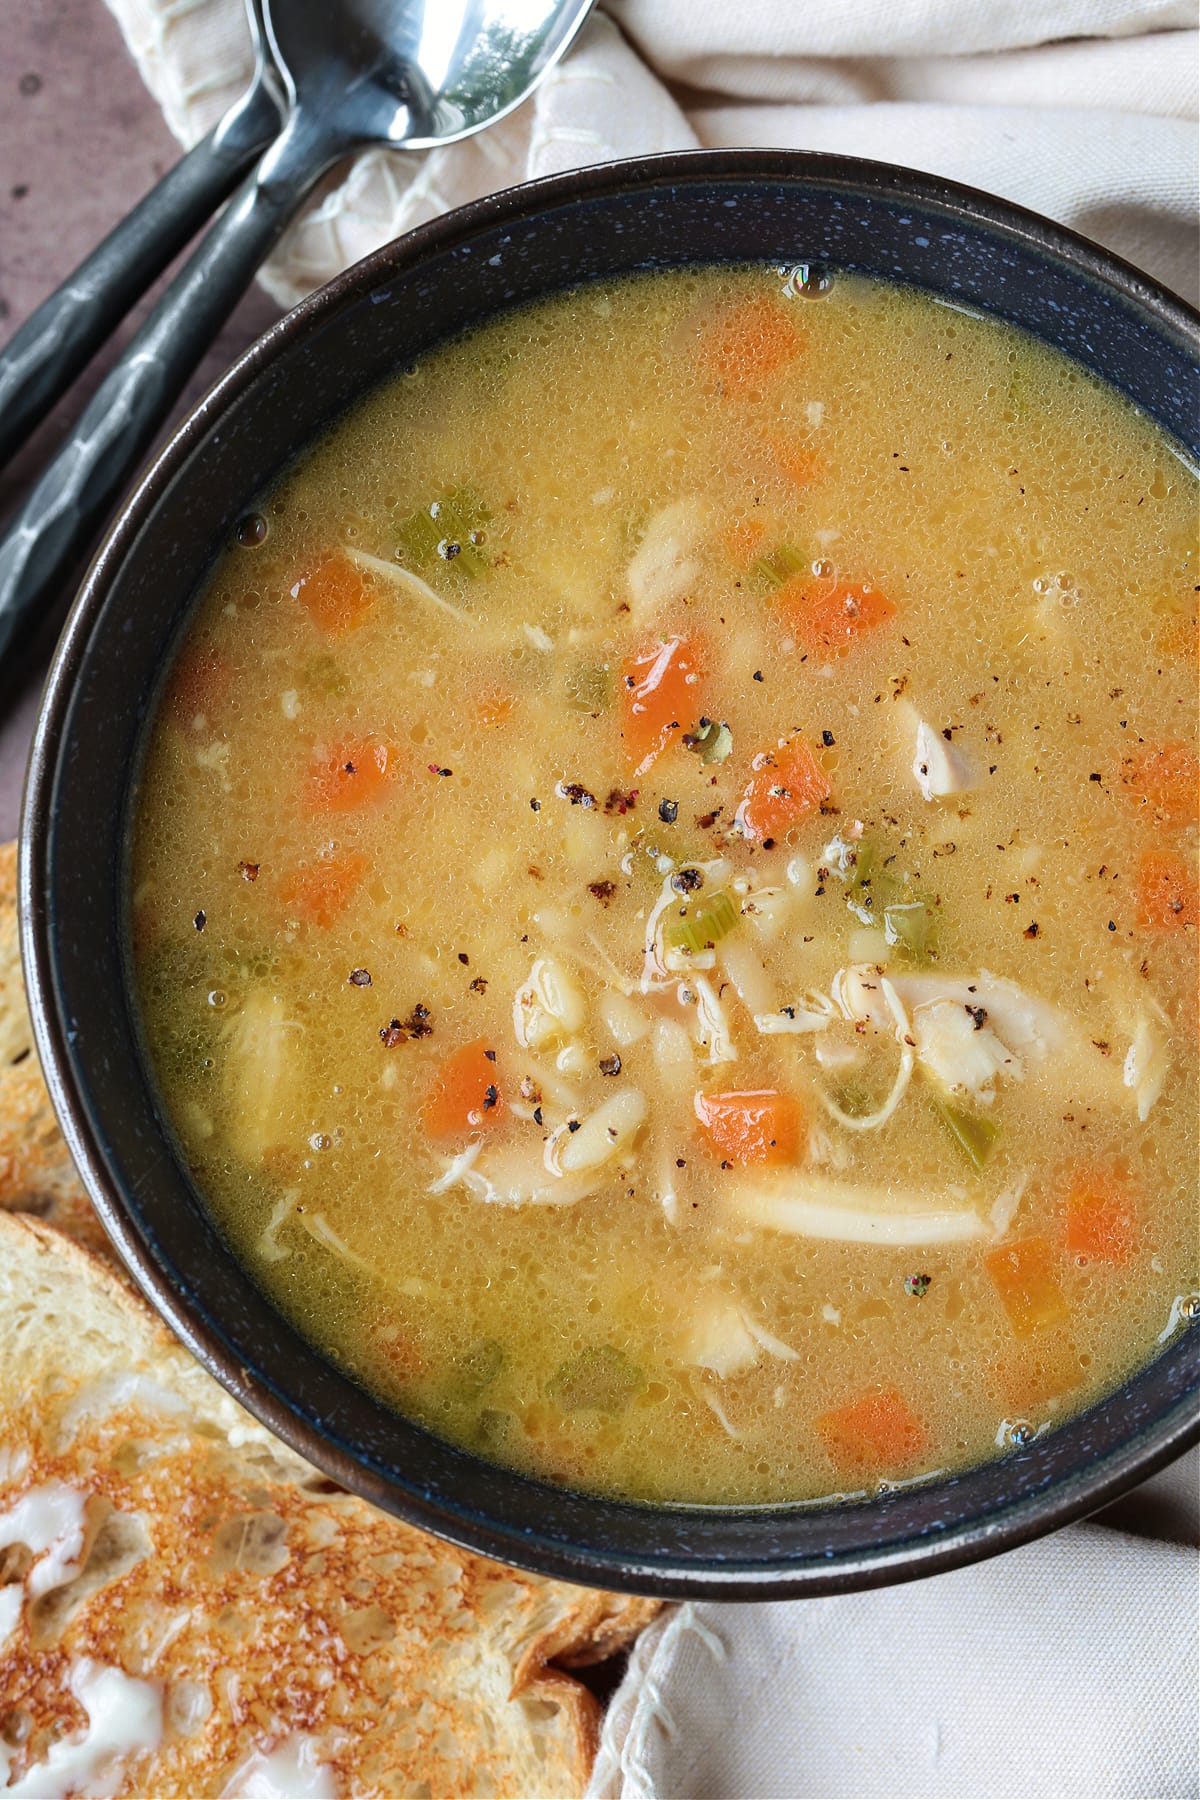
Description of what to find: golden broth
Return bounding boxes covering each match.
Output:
[132,268,1199,1506]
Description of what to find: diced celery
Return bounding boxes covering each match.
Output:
[663,888,739,957]
[454,1337,504,1398]
[749,542,808,589]
[844,842,894,923]
[303,652,347,696]
[833,1083,883,1120]
[884,900,935,961]
[932,1096,1000,1171]
[844,843,936,958]
[475,1407,520,1453]
[396,485,491,577]
[566,663,612,712]
[548,1345,643,1414]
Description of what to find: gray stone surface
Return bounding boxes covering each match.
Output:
[0,0,280,838]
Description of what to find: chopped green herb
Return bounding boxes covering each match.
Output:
[663,889,739,957]
[932,1096,1000,1171]
[903,1272,932,1298]
[548,1345,643,1414]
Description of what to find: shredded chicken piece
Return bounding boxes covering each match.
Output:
[680,1298,800,1379]
[427,1140,483,1193]
[989,1173,1030,1238]
[911,999,1020,1104]
[302,1213,371,1270]
[220,988,304,1162]
[834,964,1067,1064]
[346,549,473,625]
[817,975,914,1130]
[692,975,738,1064]
[698,1384,742,1440]
[436,1143,599,1207]
[730,1175,991,1246]
[626,498,707,620]
[255,1191,299,1263]
[1124,1005,1171,1120]
[912,715,975,800]
[682,1299,760,1377]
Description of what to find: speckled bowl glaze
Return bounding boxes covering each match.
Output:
[22,152,1200,1598]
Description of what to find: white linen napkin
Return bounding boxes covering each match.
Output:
[105,0,1197,309]
[101,3,1200,1793]
[588,1471,1200,1800]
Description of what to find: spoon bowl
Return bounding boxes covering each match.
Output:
[266,0,595,153]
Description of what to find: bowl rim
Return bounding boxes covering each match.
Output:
[20,147,1200,1598]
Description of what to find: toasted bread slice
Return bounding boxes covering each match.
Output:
[0,1213,658,1796]
[0,843,112,1258]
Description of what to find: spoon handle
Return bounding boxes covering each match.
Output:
[0,125,333,672]
[0,58,283,471]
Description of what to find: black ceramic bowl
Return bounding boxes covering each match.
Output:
[22,152,1200,1599]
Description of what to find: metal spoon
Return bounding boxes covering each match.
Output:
[0,0,284,469]
[0,0,595,668]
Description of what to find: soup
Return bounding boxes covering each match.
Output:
[131,268,1198,1507]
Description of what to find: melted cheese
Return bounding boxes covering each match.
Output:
[0,1661,162,1798]
[220,1736,337,1799]
[0,1481,87,1598]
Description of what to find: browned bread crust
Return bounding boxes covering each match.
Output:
[0,842,114,1258]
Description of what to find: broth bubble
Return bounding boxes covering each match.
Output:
[235,512,269,547]
[785,263,835,298]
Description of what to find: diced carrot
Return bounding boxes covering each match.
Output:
[423,1039,506,1137]
[816,1388,928,1472]
[723,519,767,567]
[694,1089,803,1166]
[1065,1170,1137,1266]
[308,740,395,812]
[279,853,366,928]
[291,551,374,635]
[370,1323,427,1382]
[165,643,231,728]
[776,573,896,658]
[985,1236,1069,1336]
[620,636,705,778]
[1117,745,1199,825]
[995,1329,1084,1414]
[736,739,830,841]
[1135,850,1198,930]
[1156,605,1197,665]
[476,690,514,727]
[698,296,804,394]
[768,436,820,489]
[261,1145,305,1184]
